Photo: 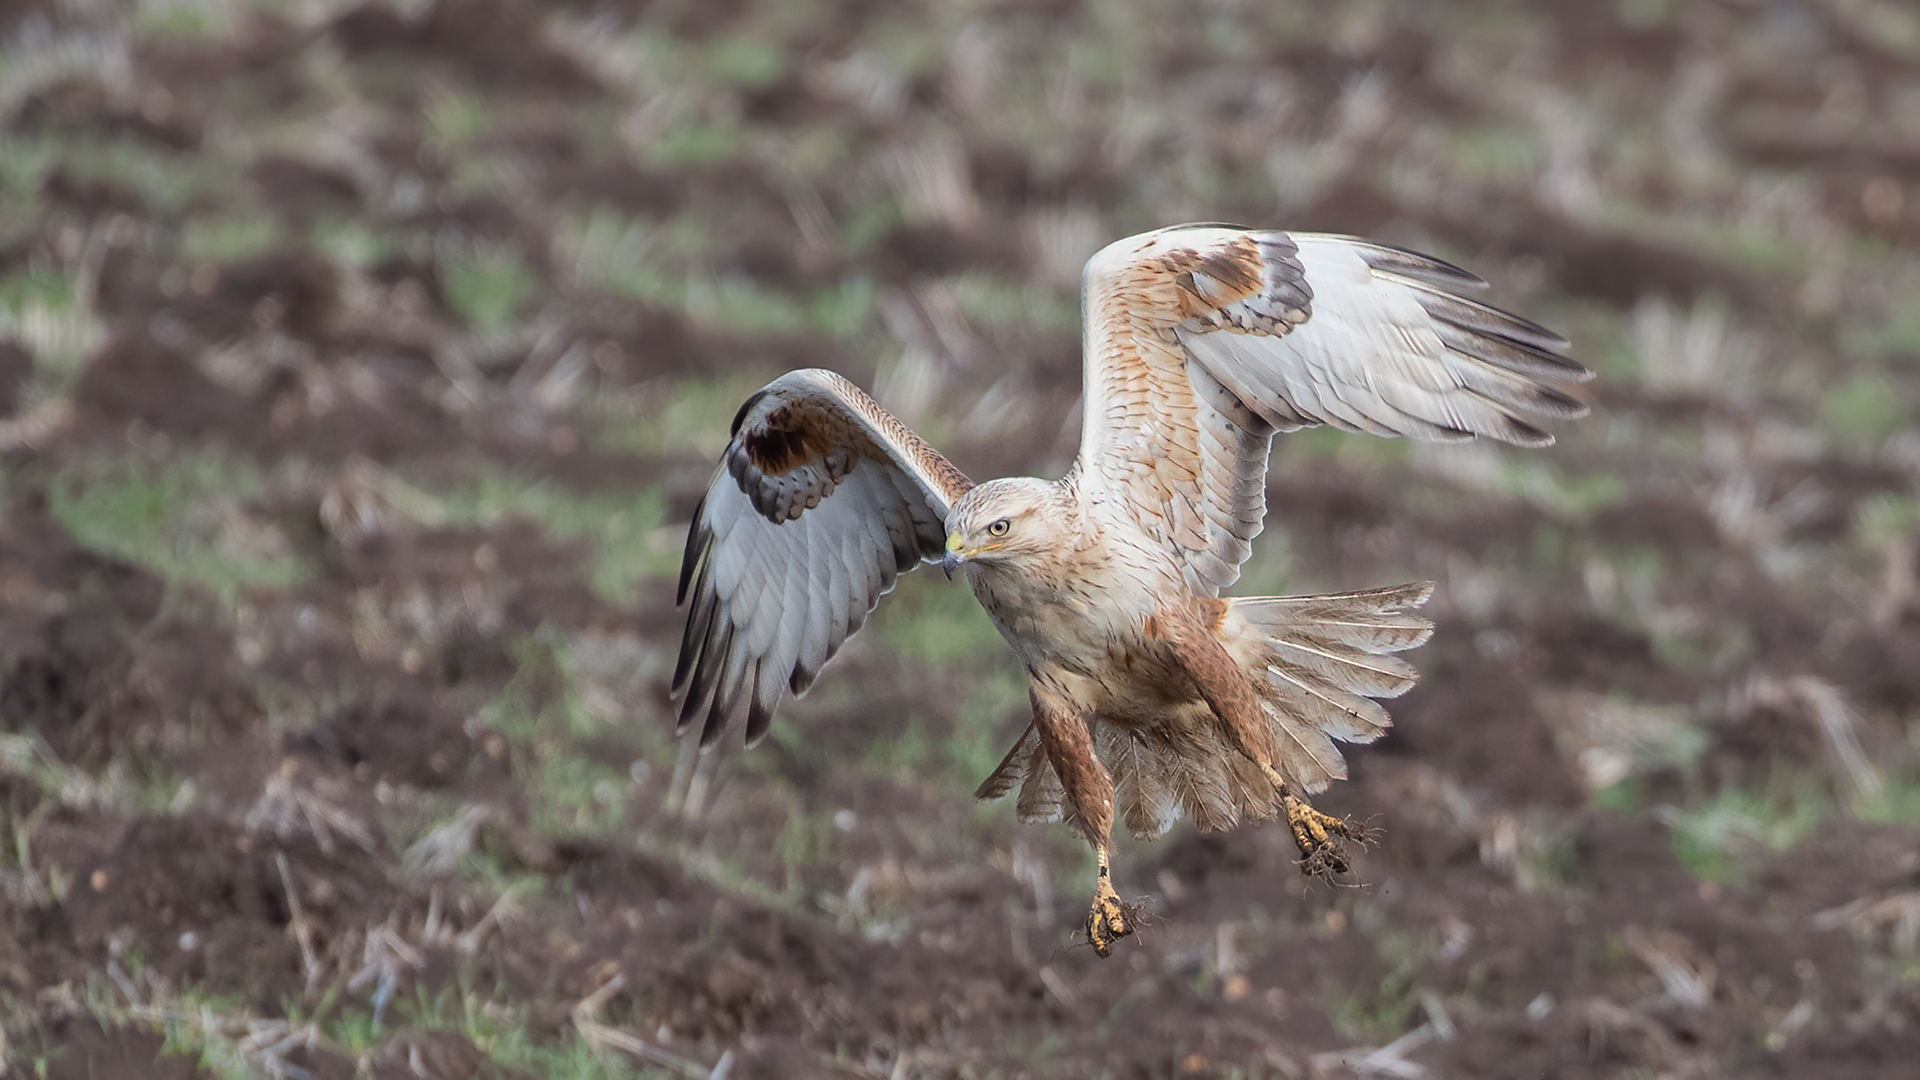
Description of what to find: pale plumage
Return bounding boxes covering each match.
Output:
[674,369,970,745]
[673,223,1589,955]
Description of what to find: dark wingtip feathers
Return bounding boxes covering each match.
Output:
[1498,416,1555,448]
[1353,242,1489,291]
[744,690,777,747]
[675,495,711,607]
[678,619,734,734]
[1363,246,1593,394]
[698,656,752,748]
[1380,252,1592,443]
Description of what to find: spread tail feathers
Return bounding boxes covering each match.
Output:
[1234,580,1433,794]
[974,581,1433,838]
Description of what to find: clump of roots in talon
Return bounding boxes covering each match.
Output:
[1350,815,1386,848]
[1086,885,1142,958]
[1283,793,1369,882]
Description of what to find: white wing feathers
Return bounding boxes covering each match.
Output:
[673,369,972,746]
[1077,226,1590,593]
[1177,232,1589,445]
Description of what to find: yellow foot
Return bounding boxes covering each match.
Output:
[1282,792,1367,881]
[1086,880,1138,958]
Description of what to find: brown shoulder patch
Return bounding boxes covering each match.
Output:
[1165,236,1264,321]
[742,403,830,475]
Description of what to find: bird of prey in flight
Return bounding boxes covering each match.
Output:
[673,224,1588,956]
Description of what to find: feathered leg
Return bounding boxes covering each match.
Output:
[1165,603,1363,880]
[1029,683,1134,957]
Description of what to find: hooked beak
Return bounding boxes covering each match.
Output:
[942,533,966,580]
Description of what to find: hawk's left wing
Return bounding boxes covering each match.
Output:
[1074,224,1591,594]
[674,369,973,747]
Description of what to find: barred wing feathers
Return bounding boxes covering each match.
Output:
[673,369,973,747]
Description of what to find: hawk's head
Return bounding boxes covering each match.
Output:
[942,477,1068,579]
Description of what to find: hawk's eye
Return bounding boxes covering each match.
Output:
[986,518,1011,537]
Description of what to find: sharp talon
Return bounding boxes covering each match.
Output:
[1086,882,1138,958]
[1283,793,1363,882]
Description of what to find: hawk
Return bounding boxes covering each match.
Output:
[673,224,1588,955]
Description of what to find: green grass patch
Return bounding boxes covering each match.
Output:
[809,273,876,337]
[855,574,1028,788]
[387,986,683,1078]
[677,841,812,917]
[148,993,264,1080]
[1646,613,1753,674]
[1664,783,1827,885]
[1849,3,1920,57]
[1869,301,1920,357]
[1852,774,1920,827]
[555,207,657,291]
[708,35,788,88]
[1818,372,1908,454]
[682,274,810,335]
[309,219,391,268]
[582,373,773,460]
[646,121,747,167]
[1686,222,1806,276]
[766,122,863,183]
[449,155,513,198]
[0,266,76,313]
[1447,125,1546,180]
[46,451,310,605]
[179,215,279,264]
[131,0,242,39]
[0,264,103,381]
[774,803,841,870]
[15,134,213,212]
[1594,777,1648,812]
[477,630,639,838]
[838,196,904,256]
[648,272,872,339]
[561,210,865,333]
[443,245,536,334]
[458,1019,682,1079]
[1835,298,1920,360]
[426,87,492,147]
[145,979,681,1080]
[847,16,952,83]
[948,664,1031,788]
[1616,0,1676,27]
[1530,296,1640,383]
[1507,459,1631,518]
[869,572,1006,667]
[0,731,184,819]
[947,272,1081,335]
[0,135,60,229]
[595,262,686,309]
[1326,915,1431,1043]
[1855,493,1920,550]
[408,469,671,602]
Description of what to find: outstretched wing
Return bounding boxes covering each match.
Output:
[1076,224,1590,594]
[673,368,973,746]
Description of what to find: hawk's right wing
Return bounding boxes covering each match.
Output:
[674,369,974,746]
[1074,225,1590,595]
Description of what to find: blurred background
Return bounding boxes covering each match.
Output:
[2,0,1919,1077]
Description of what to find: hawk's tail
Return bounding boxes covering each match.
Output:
[1228,580,1433,791]
[973,581,1434,840]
